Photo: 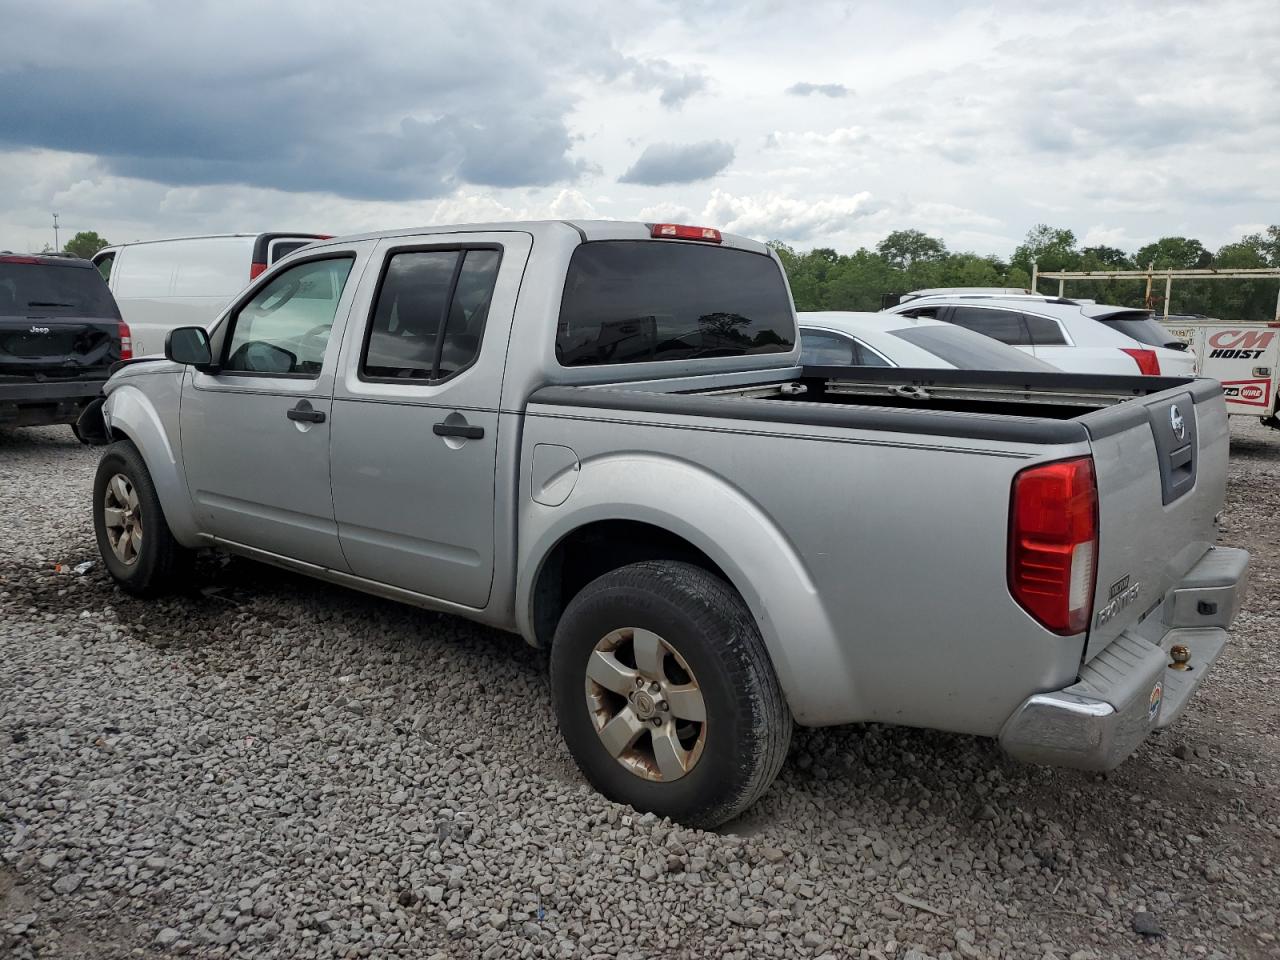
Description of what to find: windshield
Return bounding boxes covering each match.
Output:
[1095,311,1186,350]
[889,324,1056,371]
[0,262,120,319]
[557,241,795,366]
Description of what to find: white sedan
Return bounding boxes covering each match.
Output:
[799,311,1059,371]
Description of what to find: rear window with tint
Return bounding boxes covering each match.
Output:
[556,241,795,366]
[1095,312,1184,349]
[889,325,1053,371]
[0,263,120,319]
[362,248,501,381]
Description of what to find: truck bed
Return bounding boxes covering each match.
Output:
[526,365,1228,729]
[531,367,1218,444]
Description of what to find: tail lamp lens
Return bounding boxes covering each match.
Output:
[1121,347,1161,375]
[118,321,133,361]
[1009,456,1098,635]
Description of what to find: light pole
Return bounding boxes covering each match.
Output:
[52,212,60,253]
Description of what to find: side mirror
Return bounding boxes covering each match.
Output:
[165,326,213,368]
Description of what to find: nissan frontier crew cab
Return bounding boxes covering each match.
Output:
[77,220,1249,828]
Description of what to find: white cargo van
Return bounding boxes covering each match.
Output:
[93,233,327,356]
[1161,317,1280,427]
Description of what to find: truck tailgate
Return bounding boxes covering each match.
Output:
[1080,379,1227,660]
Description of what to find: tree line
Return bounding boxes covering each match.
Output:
[771,224,1280,321]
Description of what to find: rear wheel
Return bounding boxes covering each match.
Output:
[550,560,791,828]
[93,440,191,596]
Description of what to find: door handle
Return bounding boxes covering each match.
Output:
[433,422,484,440]
[287,400,326,424]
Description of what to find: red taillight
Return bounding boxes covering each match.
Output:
[0,255,40,264]
[1121,347,1160,376]
[1009,456,1098,635]
[249,261,267,279]
[650,223,722,243]
[118,321,133,361]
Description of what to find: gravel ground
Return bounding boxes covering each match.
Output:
[1,421,1278,960]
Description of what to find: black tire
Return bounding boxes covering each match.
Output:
[93,440,191,597]
[550,560,792,828]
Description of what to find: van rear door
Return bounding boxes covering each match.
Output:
[251,233,329,278]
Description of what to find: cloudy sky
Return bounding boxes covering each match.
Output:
[2,0,1276,258]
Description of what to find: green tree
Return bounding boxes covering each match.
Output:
[1079,245,1132,268]
[770,223,1277,323]
[1011,224,1078,275]
[1238,225,1280,267]
[875,229,947,270]
[1133,236,1211,270]
[63,230,110,259]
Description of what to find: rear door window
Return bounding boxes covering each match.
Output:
[361,247,502,381]
[852,339,891,366]
[0,262,121,319]
[945,306,1031,345]
[556,241,795,366]
[1023,313,1068,345]
[94,252,115,282]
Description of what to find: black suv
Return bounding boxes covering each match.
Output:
[1,253,128,433]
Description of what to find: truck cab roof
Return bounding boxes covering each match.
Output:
[299,220,772,257]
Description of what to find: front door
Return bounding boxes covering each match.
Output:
[329,232,531,608]
[180,248,369,569]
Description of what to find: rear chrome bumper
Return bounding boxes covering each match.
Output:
[999,546,1248,771]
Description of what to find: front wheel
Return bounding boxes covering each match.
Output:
[93,440,191,596]
[550,560,792,828]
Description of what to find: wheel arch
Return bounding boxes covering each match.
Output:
[516,453,858,725]
[101,382,202,546]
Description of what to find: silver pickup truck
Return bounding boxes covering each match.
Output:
[78,220,1249,827]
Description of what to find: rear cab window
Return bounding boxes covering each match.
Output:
[556,241,795,366]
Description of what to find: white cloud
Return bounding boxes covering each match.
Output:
[765,127,870,150]
[619,141,736,185]
[2,0,1277,258]
[700,189,878,241]
[1081,224,1144,248]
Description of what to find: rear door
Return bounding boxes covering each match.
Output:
[180,244,374,569]
[1081,383,1226,659]
[0,258,122,379]
[329,231,530,608]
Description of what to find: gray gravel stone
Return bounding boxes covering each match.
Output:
[2,420,1279,959]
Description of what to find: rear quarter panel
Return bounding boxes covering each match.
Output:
[518,398,1092,734]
